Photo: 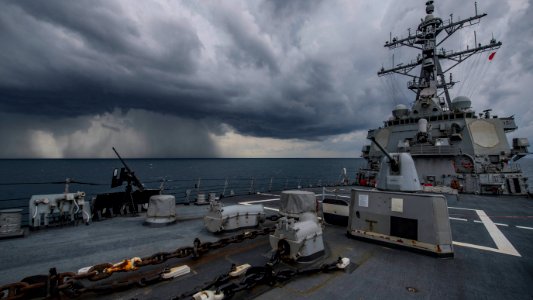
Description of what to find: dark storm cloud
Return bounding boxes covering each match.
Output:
[0,0,374,141]
[213,4,280,73]
[0,0,203,115]
[0,0,531,157]
[0,110,219,158]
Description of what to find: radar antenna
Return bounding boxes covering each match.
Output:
[379,1,501,110]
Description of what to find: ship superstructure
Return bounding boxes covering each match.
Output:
[358,1,530,195]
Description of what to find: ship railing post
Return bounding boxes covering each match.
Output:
[322,187,325,202]
[222,178,228,197]
[249,177,255,194]
[185,189,191,203]
[196,178,201,193]
[269,177,273,192]
[196,178,201,204]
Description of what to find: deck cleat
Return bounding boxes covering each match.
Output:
[192,290,224,300]
[161,265,191,280]
[336,257,350,269]
[229,263,251,277]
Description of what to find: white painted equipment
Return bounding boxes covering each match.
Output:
[161,265,191,280]
[269,212,324,261]
[418,118,428,133]
[270,190,324,261]
[29,191,90,228]
[322,198,349,226]
[279,190,316,218]
[376,153,421,192]
[145,195,176,225]
[204,200,265,233]
[196,193,207,205]
[0,209,24,238]
[193,290,224,300]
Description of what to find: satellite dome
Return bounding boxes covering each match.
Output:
[392,104,409,118]
[451,96,471,110]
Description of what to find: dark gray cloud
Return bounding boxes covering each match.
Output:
[0,0,531,157]
[0,110,218,158]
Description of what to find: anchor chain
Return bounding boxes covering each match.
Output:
[0,226,276,300]
[175,256,351,300]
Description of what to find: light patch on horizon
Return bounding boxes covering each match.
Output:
[29,130,62,158]
[214,129,364,158]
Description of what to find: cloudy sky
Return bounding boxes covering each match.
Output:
[0,0,531,158]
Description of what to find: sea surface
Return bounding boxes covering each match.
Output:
[0,158,365,218]
[1,158,531,223]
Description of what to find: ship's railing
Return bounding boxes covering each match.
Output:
[384,111,476,127]
[409,145,459,156]
[0,171,361,226]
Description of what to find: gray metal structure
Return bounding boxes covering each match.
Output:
[204,201,265,233]
[349,138,453,256]
[348,188,453,256]
[358,1,530,195]
[28,191,90,228]
[269,190,325,261]
[145,195,177,226]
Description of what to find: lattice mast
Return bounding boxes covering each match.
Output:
[378,1,501,110]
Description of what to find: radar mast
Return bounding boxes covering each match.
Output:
[378,1,501,114]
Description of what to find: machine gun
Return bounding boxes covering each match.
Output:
[92,147,161,219]
[111,147,145,192]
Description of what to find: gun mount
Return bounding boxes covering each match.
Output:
[370,137,399,173]
[370,137,421,192]
[91,148,160,220]
[111,147,145,192]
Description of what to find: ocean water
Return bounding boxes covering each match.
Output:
[1,158,531,223]
[0,158,365,216]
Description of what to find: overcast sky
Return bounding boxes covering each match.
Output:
[0,0,531,158]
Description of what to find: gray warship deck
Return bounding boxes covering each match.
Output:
[1,187,532,299]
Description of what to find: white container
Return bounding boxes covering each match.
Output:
[204,202,265,233]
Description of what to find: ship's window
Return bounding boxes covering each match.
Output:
[413,110,418,114]
[489,155,499,163]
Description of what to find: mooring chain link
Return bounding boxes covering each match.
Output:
[0,226,276,300]
[175,256,350,300]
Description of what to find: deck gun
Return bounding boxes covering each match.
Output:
[369,137,399,173]
[369,137,420,192]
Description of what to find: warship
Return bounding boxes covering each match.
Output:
[357,1,530,195]
[1,1,532,300]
